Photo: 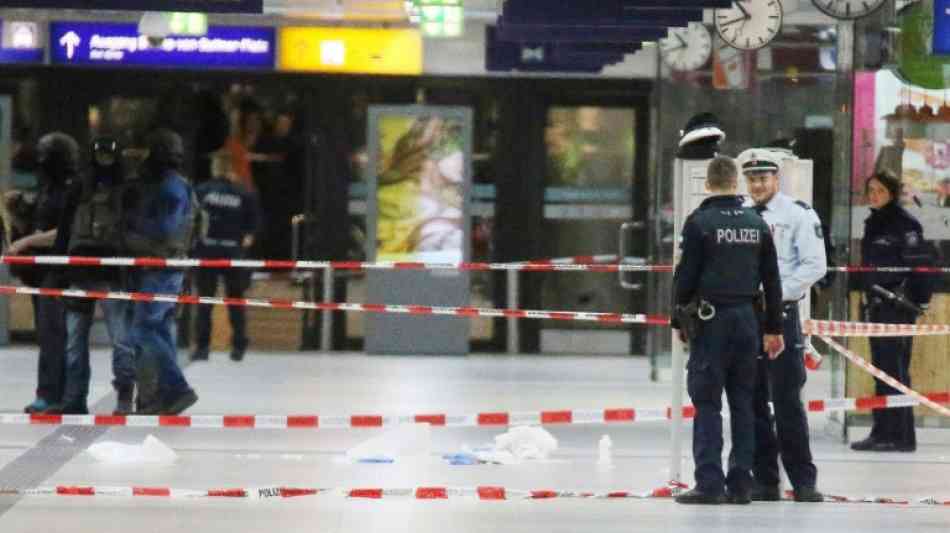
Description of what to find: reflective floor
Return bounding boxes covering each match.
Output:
[1,347,949,532]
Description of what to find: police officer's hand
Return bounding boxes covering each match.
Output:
[763,334,784,360]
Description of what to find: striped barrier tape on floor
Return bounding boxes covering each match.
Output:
[819,336,950,418]
[0,285,668,325]
[7,254,950,275]
[2,391,946,430]
[2,484,948,506]
[0,255,660,273]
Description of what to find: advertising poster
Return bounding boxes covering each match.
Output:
[852,69,950,239]
[369,107,471,263]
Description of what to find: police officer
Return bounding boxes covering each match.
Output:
[124,129,198,415]
[741,149,826,502]
[10,133,77,414]
[673,156,784,505]
[852,171,934,452]
[47,137,135,415]
[191,150,260,362]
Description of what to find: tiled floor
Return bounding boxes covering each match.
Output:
[1,347,948,532]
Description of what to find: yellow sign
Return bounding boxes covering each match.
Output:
[279,27,422,75]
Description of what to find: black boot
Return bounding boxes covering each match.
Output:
[134,356,162,415]
[675,488,725,505]
[114,385,134,416]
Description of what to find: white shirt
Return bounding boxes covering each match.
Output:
[748,192,828,301]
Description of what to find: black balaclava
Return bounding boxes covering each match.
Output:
[36,132,80,184]
[143,128,185,182]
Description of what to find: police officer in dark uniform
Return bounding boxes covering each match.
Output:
[673,156,785,505]
[191,149,260,362]
[851,171,934,452]
[10,132,78,414]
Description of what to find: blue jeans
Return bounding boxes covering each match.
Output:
[62,281,135,407]
[129,270,190,402]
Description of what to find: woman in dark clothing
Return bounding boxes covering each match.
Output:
[852,172,934,453]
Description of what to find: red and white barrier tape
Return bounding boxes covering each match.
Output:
[3,484,948,506]
[4,391,946,430]
[0,285,669,325]
[7,254,950,275]
[11,285,950,338]
[819,336,950,417]
[0,255,662,273]
[0,483,680,501]
[804,320,950,337]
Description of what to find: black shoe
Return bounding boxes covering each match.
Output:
[793,487,824,503]
[23,397,51,414]
[675,488,725,505]
[162,389,198,415]
[750,485,782,502]
[230,347,245,362]
[851,437,906,452]
[191,350,209,362]
[725,491,751,505]
[43,402,89,415]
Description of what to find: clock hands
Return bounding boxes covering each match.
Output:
[735,0,752,19]
[718,16,747,28]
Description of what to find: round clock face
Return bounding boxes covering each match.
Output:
[811,0,886,20]
[660,23,713,71]
[715,0,784,51]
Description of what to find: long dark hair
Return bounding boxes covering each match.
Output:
[865,171,901,203]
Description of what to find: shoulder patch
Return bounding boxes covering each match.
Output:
[794,200,812,210]
[905,231,920,247]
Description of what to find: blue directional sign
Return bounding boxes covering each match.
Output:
[49,21,274,70]
[935,0,950,55]
[0,1,262,13]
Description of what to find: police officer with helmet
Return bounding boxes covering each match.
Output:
[673,156,785,505]
[45,137,136,415]
[740,148,826,502]
[10,132,78,414]
[124,128,199,415]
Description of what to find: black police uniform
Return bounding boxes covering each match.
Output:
[673,195,783,499]
[855,201,934,451]
[192,176,260,360]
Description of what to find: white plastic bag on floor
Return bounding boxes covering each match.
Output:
[87,435,177,465]
[472,426,558,464]
[345,423,432,463]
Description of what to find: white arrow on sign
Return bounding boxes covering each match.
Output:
[59,31,81,60]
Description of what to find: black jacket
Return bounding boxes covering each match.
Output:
[673,195,783,334]
[861,202,935,306]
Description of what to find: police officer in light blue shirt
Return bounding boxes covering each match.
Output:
[741,149,826,503]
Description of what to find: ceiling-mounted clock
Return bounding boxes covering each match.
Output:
[660,23,713,71]
[811,0,886,20]
[714,0,784,51]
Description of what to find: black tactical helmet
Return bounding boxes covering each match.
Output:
[144,128,185,174]
[92,136,120,168]
[36,132,80,181]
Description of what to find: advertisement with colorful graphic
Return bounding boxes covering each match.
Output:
[49,21,274,69]
[367,106,472,263]
[853,69,950,239]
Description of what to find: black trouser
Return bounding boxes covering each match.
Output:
[33,273,67,402]
[193,267,250,352]
[751,303,817,490]
[687,302,759,496]
[867,303,917,448]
